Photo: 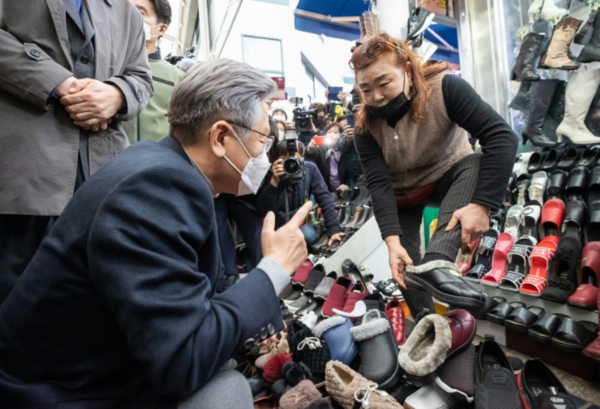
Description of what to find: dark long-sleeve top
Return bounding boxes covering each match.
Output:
[257,161,341,236]
[355,74,518,239]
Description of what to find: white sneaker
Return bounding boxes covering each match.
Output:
[404,383,460,409]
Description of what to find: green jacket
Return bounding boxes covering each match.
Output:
[123,50,184,143]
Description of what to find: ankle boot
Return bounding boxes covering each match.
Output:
[582,289,600,362]
[509,80,534,113]
[557,69,600,145]
[511,32,544,81]
[522,80,559,147]
[528,0,567,20]
[578,15,600,63]
[542,17,583,70]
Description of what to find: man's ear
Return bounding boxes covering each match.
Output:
[207,121,231,158]
[158,23,168,37]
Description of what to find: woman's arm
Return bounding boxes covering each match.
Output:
[354,132,402,239]
[442,75,519,210]
[255,170,283,217]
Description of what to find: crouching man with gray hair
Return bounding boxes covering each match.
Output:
[0,59,310,409]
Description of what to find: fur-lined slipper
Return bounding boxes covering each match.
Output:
[350,310,401,390]
[313,316,358,365]
[325,361,403,409]
[398,313,452,387]
[279,380,322,409]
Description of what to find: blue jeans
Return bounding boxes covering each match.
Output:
[300,225,319,246]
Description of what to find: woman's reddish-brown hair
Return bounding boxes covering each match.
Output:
[349,31,448,132]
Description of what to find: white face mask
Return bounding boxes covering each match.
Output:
[224,129,273,196]
[143,23,160,42]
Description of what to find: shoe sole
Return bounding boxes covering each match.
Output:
[404,275,486,310]
[434,377,474,403]
[408,13,435,39]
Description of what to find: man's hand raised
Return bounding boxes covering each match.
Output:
[261,201,313,275]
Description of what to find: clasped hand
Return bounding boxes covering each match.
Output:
[56,76,124,132]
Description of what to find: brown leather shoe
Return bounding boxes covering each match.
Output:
[583,285,600,362]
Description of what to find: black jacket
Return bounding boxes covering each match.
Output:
[0,137,283,408]
[257,161,341,237]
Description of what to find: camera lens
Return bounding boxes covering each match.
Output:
[284,159,299,175]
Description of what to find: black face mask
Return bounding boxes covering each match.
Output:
[366,74,411,120]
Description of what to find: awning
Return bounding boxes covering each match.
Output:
[294,0,460,65]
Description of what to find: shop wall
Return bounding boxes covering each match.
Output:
[208,0,356,111]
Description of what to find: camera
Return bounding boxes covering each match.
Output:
[293,107,318,133]
[281,130,304,183]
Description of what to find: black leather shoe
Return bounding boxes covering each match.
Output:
[404,261,486,310]
[576,147,600,169]
[541,147,567,172]
[518,359,576,409]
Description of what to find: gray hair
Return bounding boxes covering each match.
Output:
[168,58,276,145]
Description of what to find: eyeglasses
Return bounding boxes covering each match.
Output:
[349,41,406,69]
[228,121,274,150]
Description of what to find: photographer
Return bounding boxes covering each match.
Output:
[306,122,362,192]
[293,105,324,146]
[309,103,329,132]
[257,140,344,247]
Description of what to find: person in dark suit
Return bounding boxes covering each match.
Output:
[0,59,311,409]
[0,0,153,305]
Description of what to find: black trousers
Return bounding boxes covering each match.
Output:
[398,154,482,316]
[0,154,86,306]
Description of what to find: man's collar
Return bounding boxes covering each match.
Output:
[148,49,162,61]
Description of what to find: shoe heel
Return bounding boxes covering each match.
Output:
[522,133,529,145]
[557,133,564,143]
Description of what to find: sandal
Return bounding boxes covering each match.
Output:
[561,200,586,239]
[546,170,567,201]
[565,166,590,202]
[540,199,564,238]
[481,232,514,287]
[551,318,598,352]
[457,238,481,276]
[528,171,548,204]
[520,236,560,297]
[513,174,532,206]
[505,306,546,333]
[541,236,582,304]
[557,147,585,170]
[589,201,600,242]
[521,201,541,240]
[528,313,567,344]
[500,235,537,292]
[567,242,600,309]
[464,230,499,282]
[503,205,523,241]
[487,301,526,326]
[527,149,550,173]
[576,147,600,169]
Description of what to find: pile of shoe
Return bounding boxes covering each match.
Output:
[510,4,600,147]
[311,184,373,256]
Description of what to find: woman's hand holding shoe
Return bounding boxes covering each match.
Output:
[270,159,285,187]
[261,201,314,275]
[384,236,413,289]
[446,203,490,245]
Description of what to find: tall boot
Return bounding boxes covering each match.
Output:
[541,17,583,70]
[528,0,567,20]
[511,33,544,81]
[578,14,600,63]
[522,80,559,147]
[509,80,534,113]
[582,288,600,362]
[575,8,597,45]
[556,69,600,145]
